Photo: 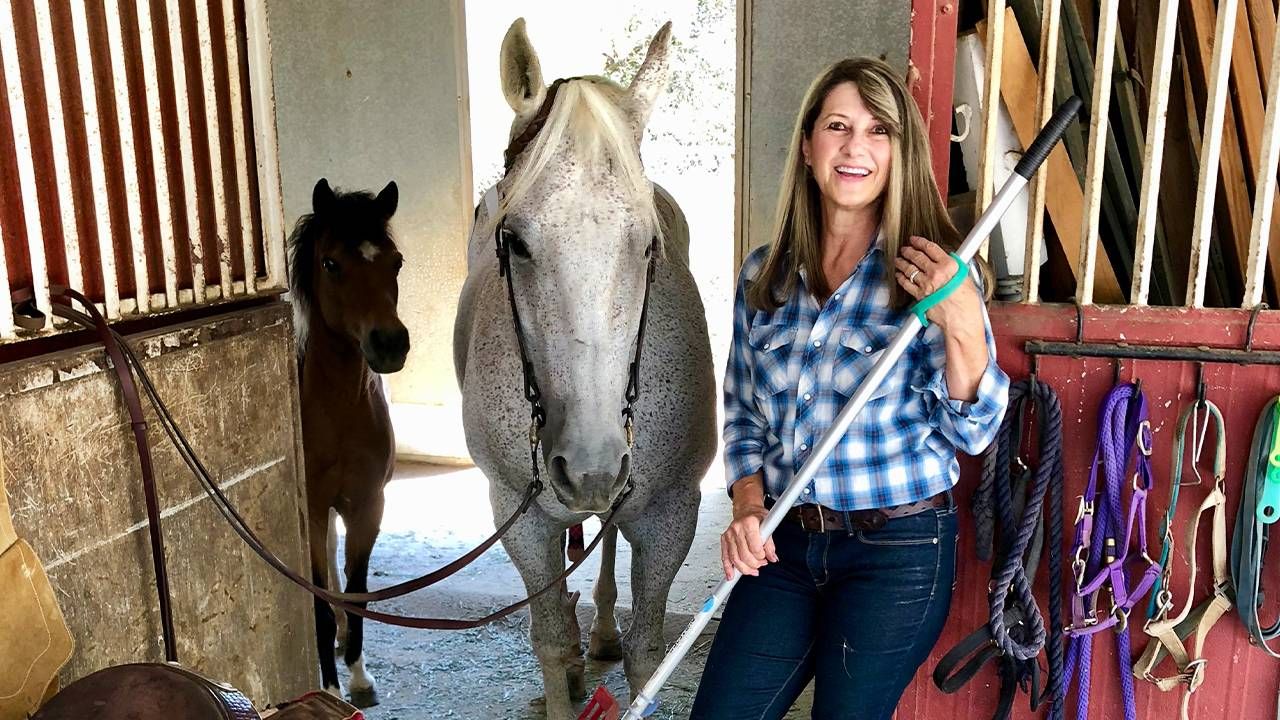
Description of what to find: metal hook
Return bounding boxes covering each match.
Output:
[1246,303,1268,353]
[1195,362,1207,407]
[1113,357,1124,387]
[1076,301,1086,345]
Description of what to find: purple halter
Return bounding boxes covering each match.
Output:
[1059,382,1160,720]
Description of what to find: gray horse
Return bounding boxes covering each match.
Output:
[453,18,715,720]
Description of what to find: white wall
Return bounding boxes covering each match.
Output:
[267,0,472,460]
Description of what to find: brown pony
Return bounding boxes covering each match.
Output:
[289,178,408,707]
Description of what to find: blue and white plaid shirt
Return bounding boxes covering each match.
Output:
[723,239,1010,511]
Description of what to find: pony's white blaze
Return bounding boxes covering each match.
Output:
[359,242,381,262]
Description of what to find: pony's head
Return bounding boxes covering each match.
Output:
[289,179,409,374]
[489,19,672,513]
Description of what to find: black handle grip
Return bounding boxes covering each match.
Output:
[1013,96,1083,179]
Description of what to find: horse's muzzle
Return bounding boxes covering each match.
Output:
[547,452,631,513]
[364,325,410,374]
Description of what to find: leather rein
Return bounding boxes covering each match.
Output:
[6,79,659,632]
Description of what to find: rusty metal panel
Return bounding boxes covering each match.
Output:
[0,0,284,342]
[0,302,311,702]
[897,302,1280,718]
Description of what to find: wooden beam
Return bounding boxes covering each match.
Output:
[1186,0,1242,307]
[1244,12,1280,306]
[1132,0,1181,305]
[1022,0,1063,304]
[981,11,1125,303]
[1077,0,1123,305]
[1247,0,1275,93]
[1185,0,1269,303]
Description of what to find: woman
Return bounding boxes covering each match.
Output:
[690,58,1009,719]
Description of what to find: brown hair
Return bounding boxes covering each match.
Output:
[747,57,990,311]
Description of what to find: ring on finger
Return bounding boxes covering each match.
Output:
[909,268,921,284]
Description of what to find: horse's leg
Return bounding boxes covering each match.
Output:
[618,481,699,697]
[340,495,384,708]
[309,507,341,695]
[499,498,584,720]
[587,524,623,661]
[328,507,348,655]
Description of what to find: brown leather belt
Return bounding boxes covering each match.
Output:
[784,493,949,533]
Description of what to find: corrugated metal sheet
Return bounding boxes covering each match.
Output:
[897,302,1280,719]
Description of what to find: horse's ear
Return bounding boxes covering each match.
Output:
[375,181,398,218]
[313,178,336,215]
[626,21,673,131]
[500,18,546,116]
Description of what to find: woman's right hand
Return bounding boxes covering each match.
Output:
[721,474,779,579]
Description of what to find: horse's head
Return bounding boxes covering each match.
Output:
[289,179,409,374]
[491,19,672,513]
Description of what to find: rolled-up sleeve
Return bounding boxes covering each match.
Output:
[914,287,1009,456]
[723,262,768,493]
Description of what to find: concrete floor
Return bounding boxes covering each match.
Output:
[330,462,815,719]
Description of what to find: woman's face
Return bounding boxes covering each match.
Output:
[802,81,892,215]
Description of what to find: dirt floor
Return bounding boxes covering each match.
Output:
[330,463,813,719]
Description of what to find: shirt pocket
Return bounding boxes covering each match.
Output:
[747,323,797,399]
[832,324,900,401]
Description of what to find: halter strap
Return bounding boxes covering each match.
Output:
[1062,381,1159,720]
[1133,399,1230,720]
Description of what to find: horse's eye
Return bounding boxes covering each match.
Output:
[322,258,340,275]
[502,228,530,259]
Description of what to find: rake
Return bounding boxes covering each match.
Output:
[578,96,1083,720]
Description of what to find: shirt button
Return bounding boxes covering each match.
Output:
[802,488,811,495]
[763,343,770,349]
[834,293,842,300]
[813,340,822,348]
[864,345,873,353]
[803,393,812,402]
[800,443,808,451]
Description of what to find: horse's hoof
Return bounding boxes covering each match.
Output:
[588,634,624,661]
[348,687,380,708]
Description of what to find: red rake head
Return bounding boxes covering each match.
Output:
[578,686,620,720]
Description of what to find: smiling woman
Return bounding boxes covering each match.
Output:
[691,57,1010,720]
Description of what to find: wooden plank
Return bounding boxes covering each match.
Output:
[1231,0,1268,182]
[980,11,1125,303]
[1132,0,1181,305]
[0,305,312,701]
[1060,0,1141,296]
[1022,0,1063,304]
[1247,0,1275,93]
[1186,0,1274,304]
[1186,0,1241,308]
[977,0,1005,264]
[1009,0,1086,178]
[1076,0,1122,306]
[1244,20,1280,306]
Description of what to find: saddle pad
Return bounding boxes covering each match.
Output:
[0,444,74,720]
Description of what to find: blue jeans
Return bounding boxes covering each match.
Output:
[690,503,958,720]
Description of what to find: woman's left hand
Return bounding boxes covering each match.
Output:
[894,236,983,335]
